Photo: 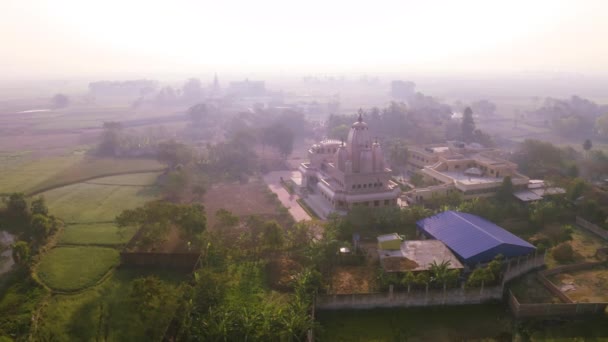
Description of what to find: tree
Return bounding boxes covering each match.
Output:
[401,271,416,293]
[7,193,28,217]
[11,241,30,266]
[466,267,494,288]
[52,93,69,108]
[188,103,208,126]
[262,220,284,252]
[461,107,475,143]
[596,113,608,138]
[496,176,514,202]
[583,139,593,157]
[30,196,48,216]
[215,209,239,229]
[329,124,350,141]
[99,121,124,156]
[157,140,193,169]
[429,260,453,290]
[30,214,52,243]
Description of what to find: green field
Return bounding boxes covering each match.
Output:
[36,247,119,292]
[29,158,164,194]
[59,223,137,246]
[34,269,185,341]
[43,181,158,224]
[82,172,160,186]
[0,155,83,194]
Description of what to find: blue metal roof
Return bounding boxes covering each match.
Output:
[416,211,535,264]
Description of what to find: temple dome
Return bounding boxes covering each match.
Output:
[372,140,385,172]
[346,110,371,172]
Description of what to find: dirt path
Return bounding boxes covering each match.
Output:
[262,171,311,222]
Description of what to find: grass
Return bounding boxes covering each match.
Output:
[0,155,83,194]
[43,181,159,223]
[36,246,119,292]
[545,228,608,268]
[317,305,514,341]
[509,273,560,304]
[59,223,138,246]
[28,157,164,194]
[0,268,48,339]
[34,269,186,341]
[549,267,608,303]
[82,172,161,186]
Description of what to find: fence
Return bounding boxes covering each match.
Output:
[502,253,546,284]
[576,216,608,240]
[509,291,607,318]
[316,285,504,310]
[316,253,545,310]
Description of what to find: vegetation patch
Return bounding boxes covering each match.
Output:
[36,246,119,292]
[0,155,82,194]
[509,273,560,304]
[0,268,48,338]
[549,266,608,303]
[28,157,164,194]
[33,269,185,341]
[43,182,158,223]
[59,223,137,246]
[317,305,513,341]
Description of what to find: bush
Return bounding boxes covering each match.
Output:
[552,242,574,264]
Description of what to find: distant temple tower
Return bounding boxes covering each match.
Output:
[211,73,221,94]
[298,110,401,218]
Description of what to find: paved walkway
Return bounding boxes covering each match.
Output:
[262,171,311,222]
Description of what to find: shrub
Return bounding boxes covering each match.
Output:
[552,242,574,264]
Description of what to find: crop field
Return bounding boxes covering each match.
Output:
[29,158,164,194]
[82,172,161,186]
[35,269,185,341]
[43,178,159,224]
[59,223,137,246]
[0,154,83,194]
[36,246,119,292]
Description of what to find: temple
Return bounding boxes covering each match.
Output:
[298,111,401,218]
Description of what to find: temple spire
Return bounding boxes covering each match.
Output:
[357,108,364,122]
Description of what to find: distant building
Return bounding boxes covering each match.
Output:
[417,211,536,266]
[405,142,530,203]
[298,111,401,218]
[227,79,266,97]
[390,80,416,100]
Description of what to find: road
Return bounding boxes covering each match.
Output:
[262,171,311,222]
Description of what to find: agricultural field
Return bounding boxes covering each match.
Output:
[0,154,83,194]
[36,246,119,292]
[29,158,164,194]
[43,175,159,224]
[59,223,137,246]
[33,269,185,341]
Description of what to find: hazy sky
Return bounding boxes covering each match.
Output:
[2,0,607,79]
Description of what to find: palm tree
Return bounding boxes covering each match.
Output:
[428,260,452,291]
[401,271,416,293]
